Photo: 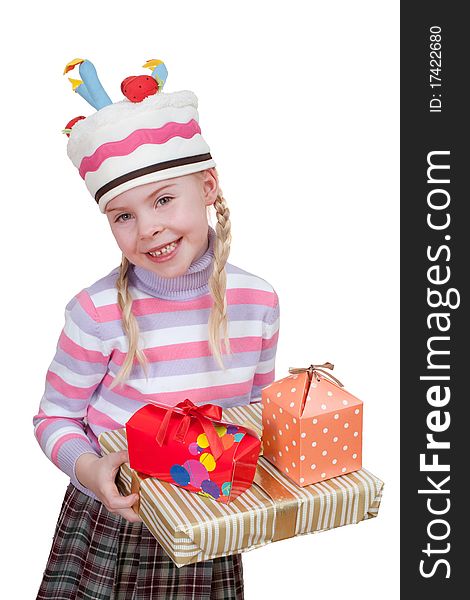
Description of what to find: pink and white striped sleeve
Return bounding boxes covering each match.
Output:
[33,290,111,493]
[250,291,280,403]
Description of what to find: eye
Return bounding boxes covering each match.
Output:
[115,213,132,223]
[156,195,172,207]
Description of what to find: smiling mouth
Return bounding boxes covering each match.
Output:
[146,238,182,257]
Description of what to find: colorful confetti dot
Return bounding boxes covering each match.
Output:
[201,479,220,499]
[214,425,227,437]
[222,481,232,496]
[188,442,200,456]
[170,464,190,486]
[197,433,210,448]
[199,452,216,471]
[183,459,208,488]
[222,434,235,450]
[197,491,213,499]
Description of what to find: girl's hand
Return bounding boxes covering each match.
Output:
[75,450,142,523]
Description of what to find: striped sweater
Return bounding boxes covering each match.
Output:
[33,227,280,498]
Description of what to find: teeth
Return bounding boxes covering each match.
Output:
[148,241,177,257]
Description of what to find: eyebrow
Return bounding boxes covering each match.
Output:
[106,183,177,213]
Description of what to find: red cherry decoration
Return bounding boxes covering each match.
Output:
[121,75,158,103]
[63,115,86,137]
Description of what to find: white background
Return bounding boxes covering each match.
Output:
[2,1,399,597]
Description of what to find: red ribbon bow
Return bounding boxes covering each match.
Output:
[155,399,225,460]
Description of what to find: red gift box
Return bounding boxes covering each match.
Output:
[126,399,261,503]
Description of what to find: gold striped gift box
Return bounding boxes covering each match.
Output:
[99,403,384,568]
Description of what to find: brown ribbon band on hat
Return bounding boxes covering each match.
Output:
[288,362,344,388]
[95,153,213,203]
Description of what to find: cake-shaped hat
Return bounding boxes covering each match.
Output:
[63,58,216,213]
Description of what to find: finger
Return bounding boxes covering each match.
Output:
[113,507,142,523]
[104,490,139,511]
[106,449,129,468]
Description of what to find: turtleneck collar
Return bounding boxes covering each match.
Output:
[128,226,216,300]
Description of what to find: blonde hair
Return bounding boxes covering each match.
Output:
[109,187,232,391]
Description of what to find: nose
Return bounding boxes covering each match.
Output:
[138,214,164,240]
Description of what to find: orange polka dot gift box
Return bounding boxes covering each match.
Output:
[125,399,261,504]
[262,363,363,486]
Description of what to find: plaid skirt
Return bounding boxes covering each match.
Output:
[36,483,244,600]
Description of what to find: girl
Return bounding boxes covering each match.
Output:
[33,58,280,599]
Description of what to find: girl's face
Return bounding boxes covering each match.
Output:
[105,170,218,278]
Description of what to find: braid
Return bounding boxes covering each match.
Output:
[109,254,149,390]
[208,191,232,369]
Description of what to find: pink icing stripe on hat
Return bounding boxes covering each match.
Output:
[79,119,201,179]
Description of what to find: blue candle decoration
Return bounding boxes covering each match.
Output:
[64,58,112,110]
[143,59,168,90]
[67,78,98,109]
[78,60,113,109]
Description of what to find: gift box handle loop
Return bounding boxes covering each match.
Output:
[288,362,344,388]
[155,399,225,460]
